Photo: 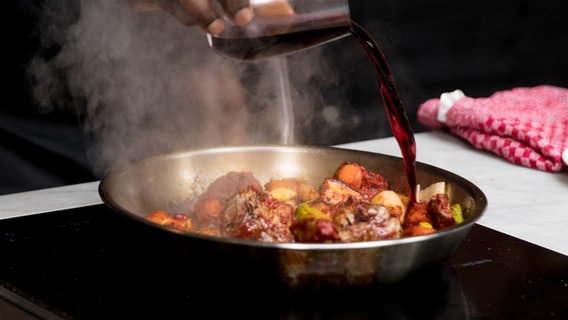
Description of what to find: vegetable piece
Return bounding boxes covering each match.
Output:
[334,162,364,188]
[333,162,389,197]
[146,210,172,225]
[269,187,297,203]
[401,225,436,237]
[145,210,193,230]
[370,190,407,223]
[419,181,446,202]
[297,182,319,202]
[418,221,433,229]
[265,178,318,203]
[451,203,464,224]
[295,202,331,222]
[292,202,336,242]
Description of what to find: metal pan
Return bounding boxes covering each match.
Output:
[98,145,487,290]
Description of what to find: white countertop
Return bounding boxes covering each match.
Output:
[1,131,567,256]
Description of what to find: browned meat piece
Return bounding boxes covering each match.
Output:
[333,198,401,242]
[333,162,388,197]
[404,202,431,228]
[319,178,366,205]
[360,171,389,197]
[220,187,295,242]
[402,193,455,236]
[193,171,262,228]
[427,193,455,229]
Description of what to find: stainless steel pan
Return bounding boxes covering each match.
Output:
[98,145,487,290]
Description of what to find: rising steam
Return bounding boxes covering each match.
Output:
[27,0,346,177]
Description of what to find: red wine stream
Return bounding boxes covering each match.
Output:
[351,21,417,205]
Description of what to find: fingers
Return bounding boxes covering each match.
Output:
[217,0,253,26]
[178,0,252,34]
[177,0,224,34]
[131,0,253,35]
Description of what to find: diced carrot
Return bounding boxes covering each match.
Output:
[401,225,436,237]
[146,210,172,225]
[334,163,363,189]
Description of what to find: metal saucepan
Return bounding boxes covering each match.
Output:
[98,145,487,290]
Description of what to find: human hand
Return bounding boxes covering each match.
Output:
[131,0,253,35]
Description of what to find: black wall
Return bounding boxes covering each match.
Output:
[315,0,568,144]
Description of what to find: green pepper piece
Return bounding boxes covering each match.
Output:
[451,203,464,224]
[296,202,331,222]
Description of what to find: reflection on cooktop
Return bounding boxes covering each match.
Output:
[0,204,567,319]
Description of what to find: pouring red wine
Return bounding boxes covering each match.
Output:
[209,19,418,205]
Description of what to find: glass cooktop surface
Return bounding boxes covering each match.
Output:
[0,204,567,319]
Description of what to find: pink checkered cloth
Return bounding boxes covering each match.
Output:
[417,85,568,172]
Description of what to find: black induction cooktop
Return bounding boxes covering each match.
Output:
[0,204,567,320]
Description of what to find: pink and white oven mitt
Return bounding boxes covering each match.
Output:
[417,85,568,172]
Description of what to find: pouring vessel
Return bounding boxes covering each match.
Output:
[207,0,351,60]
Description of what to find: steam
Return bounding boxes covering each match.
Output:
[27,0,345,177]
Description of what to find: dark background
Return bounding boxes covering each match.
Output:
[318,0,568,144]
[2,0,567,195]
